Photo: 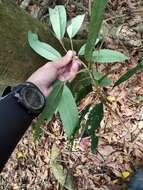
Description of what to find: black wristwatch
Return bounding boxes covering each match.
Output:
[12,82,46,115]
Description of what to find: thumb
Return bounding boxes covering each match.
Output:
[54,50,75,68]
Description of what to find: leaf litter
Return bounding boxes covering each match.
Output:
[0,0,143,190]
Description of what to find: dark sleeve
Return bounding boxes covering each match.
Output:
[0,92,35,172]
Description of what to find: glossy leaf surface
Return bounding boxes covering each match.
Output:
[87,103,104,153]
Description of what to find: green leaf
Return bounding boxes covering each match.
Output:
[34,81,64,140]
[85,0,107,62]
[69,70,92,102]
[91,135,99,154]
[114,61,143,87]
[50,144,76,190]
[67,14,85,38]
[78,38,100,56]
[87,103,104,131]
[92,49,128,63]
[136,96,143,102]
[78,44,86,56]
[49,6,67,40]
[79,104,92,138]
[93,70,112,87]
[28,31,62,61]
[58,85,79,139]
[86,103,104,153]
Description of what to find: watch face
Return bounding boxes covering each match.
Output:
[21,86,45,110]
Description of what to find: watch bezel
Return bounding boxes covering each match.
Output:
[13,82,46,114]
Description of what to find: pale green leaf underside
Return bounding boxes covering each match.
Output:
[28,31,62,61]
[49,6,67,40]
[92,49,128,63]
[58,85,79,139]
[78,38,100,56]
[67,14,85,38]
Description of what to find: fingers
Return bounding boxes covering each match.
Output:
[57,60,81,82]
[54,50,75,68]
[68,60,80,82]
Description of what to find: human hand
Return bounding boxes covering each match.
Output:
[27,51,81,97]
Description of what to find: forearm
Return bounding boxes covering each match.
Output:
[0,92,35,172]
[0,51,79,173]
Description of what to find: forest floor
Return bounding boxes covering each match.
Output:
[0,0,143,189]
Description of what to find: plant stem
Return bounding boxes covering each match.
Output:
[59,40,68,53]
[70,38,74,51]
[78,59,98,88]
[50,30,68,53]
[79,60,92,78]
[88,0,92,16]
[76,68,88,75]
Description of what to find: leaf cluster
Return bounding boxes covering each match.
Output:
[28,1,143,153]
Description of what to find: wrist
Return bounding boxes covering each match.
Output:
[12,82,46,115]
[26,80,48,98]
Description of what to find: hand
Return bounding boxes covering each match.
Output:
[27,51,81,97]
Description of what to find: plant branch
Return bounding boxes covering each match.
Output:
[77,58,97,87]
